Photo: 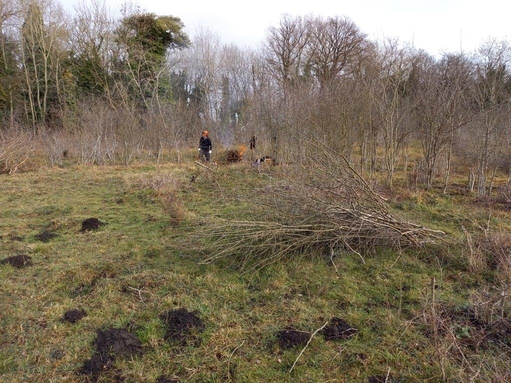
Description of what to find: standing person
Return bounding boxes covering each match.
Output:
[199,130,212,162]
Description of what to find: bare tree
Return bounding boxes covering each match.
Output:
[18,0,69,132]
[307,15,367,88]
[369,39,415,188]
[70,0,115,100]
[411,51,473,190]
[262,14,311,94]
[462,39,511,197]
[170,27,226,143]
[217,44,256,146]
[0,0,22,127]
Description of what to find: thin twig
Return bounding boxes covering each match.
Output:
[125,286,150,303]
[227,340,245,381]
[330,246,339,273]
[289,321,329,373]
[194,160,216,171]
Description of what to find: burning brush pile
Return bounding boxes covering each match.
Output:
[225,145,247,162]
[193,143,444,270]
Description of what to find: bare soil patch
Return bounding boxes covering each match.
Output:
[276,327,311,349]
[159,308,205,345]
[79,327,142,377]
[322,317,357,340]
[1,254,32,268]
[80,218,106,232]
[61,308,87,324]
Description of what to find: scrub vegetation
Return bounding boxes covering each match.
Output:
[1,1,511,382]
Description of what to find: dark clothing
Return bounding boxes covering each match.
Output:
[199,136,212,151]
[199,136,212,162]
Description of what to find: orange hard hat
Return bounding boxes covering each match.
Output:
[202,130,209,135]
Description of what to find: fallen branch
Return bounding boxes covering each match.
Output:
[227,340,245,381]
[194,160,216,172]
[289,321,329,373]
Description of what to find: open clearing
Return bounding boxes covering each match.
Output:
[1,163,510,382]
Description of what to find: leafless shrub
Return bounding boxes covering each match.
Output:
[463,226,487,274]
[40,131,76,166]
[162,192,187,226]
[465,228,511,283]
[126,173,182,196]
[420,282,511,382]
[470,285,510,325]
[126,173,187,225]
[193,140,444,270]
[0,130,35,173]
[496,183,511,203]
[76,103,118,165]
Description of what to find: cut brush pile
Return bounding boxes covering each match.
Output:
[192,142,445,270]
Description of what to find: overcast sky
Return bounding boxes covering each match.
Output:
[66,0,509,57]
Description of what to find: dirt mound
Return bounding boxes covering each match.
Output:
[80,218,106,232]
[322,317,357,340]
[79,327,142,376]
[159,308,205,345]
[276,327,311,349]
[1,254,32,268]
[61,308,87,323]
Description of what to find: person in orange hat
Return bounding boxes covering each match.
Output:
[198,130,212,162]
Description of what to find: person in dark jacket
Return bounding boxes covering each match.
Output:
[199,130,212,162]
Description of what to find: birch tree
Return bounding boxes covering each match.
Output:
[19,0,69,131]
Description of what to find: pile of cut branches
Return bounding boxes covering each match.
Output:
[192,140,444,270]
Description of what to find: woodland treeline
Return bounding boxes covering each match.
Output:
[1,0,511,196]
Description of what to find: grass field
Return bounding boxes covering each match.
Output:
[1,160,510,383]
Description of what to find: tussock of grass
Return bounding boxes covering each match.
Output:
[1,163,511,382]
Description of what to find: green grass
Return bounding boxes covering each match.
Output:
[1,162,510,382]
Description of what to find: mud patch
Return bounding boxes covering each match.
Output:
[1,254,32,268]
[79,327,142,377]
[81,218,106,232]
[322,317,357,340]
[276,327,311,349]
[159,308,205,345]
[61,308,87,323]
